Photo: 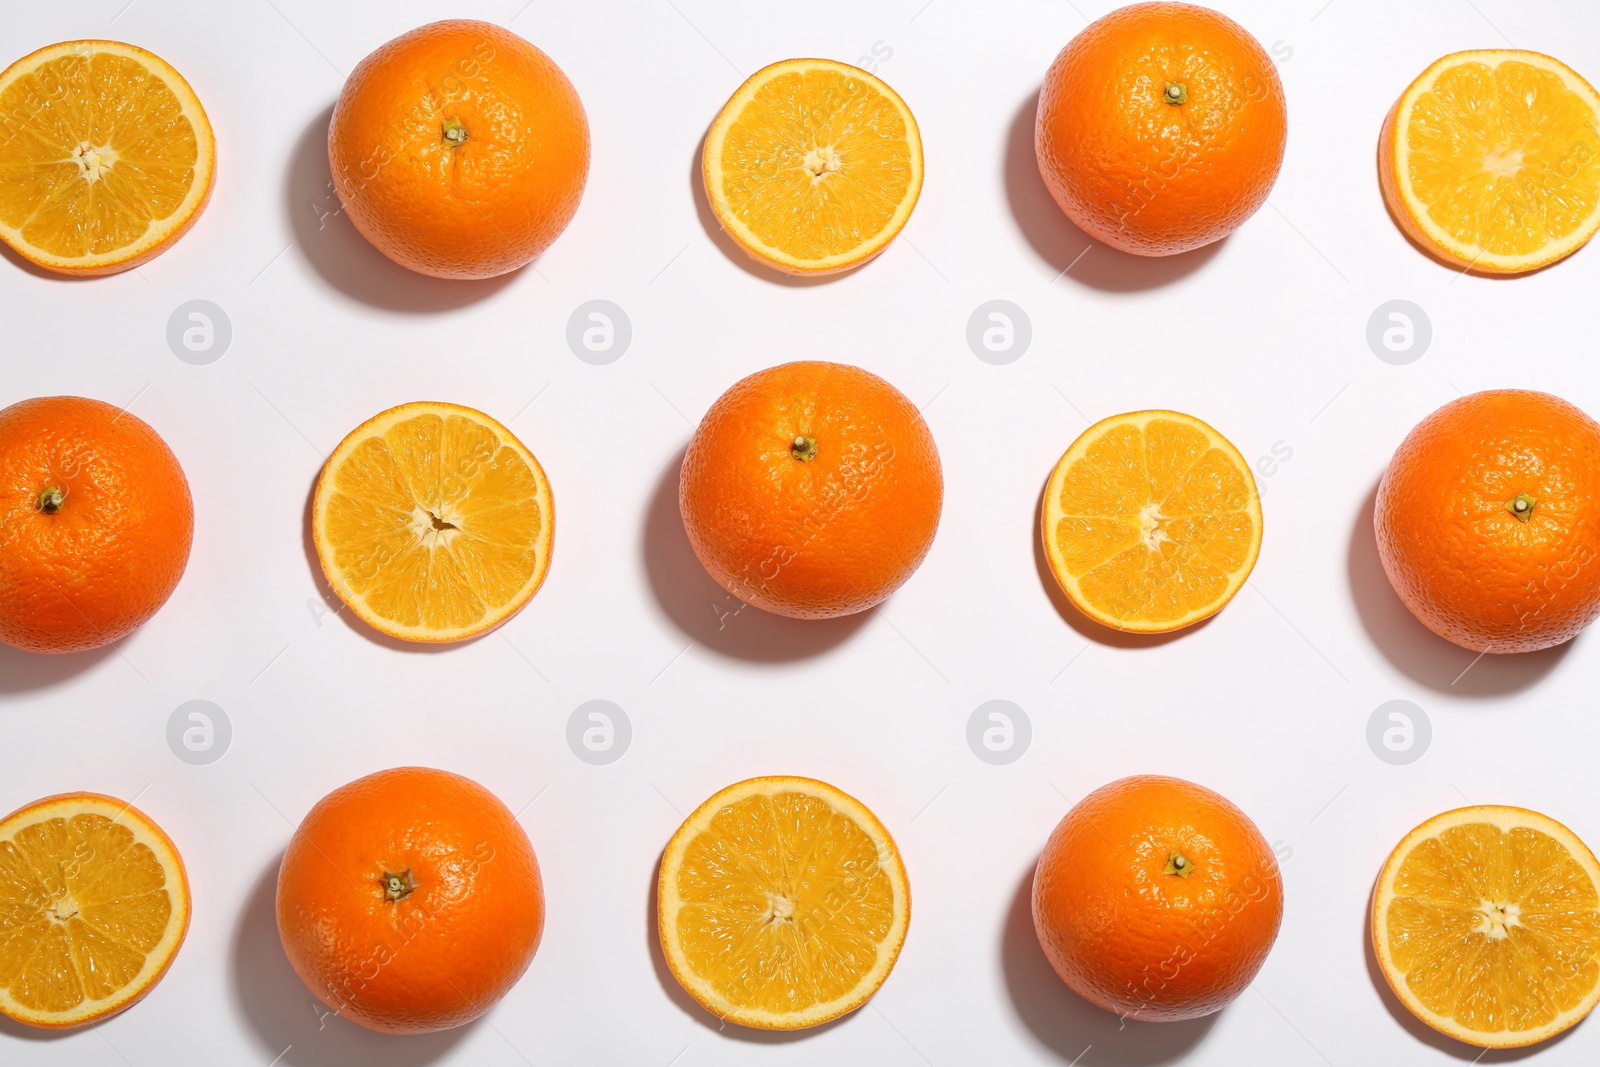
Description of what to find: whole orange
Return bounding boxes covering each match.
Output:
[1035,2,1287,256]
[1033,775,1283,1022]
[679,361,943,619]
[0,396,192,654]
[1376,390,1600,653]
[328,20,589,279]
[276,767,545,1035]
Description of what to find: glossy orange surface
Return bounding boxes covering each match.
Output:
[1033,774,1283,1021]
[0,396,192,653]
[276,767,544,1034]
[1035,2,1286,256]
[328,19,589,279]
[1375,390,1600,653]
[679,361,943,619]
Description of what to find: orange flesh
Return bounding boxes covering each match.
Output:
[0,797,187,1028]
[0,42,210,270]
[316,406,551,640]
[1044,412,1261,631]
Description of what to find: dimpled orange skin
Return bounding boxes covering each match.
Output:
[0,397,192,653]
[1375,390,1600,654]
[1035,2,1287,256]
[1032,775,1283,1022]
[679,362,943,620]
[275,767,545,1035]
[328,20,589,279]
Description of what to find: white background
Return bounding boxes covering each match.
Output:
[3,0,1599,1064]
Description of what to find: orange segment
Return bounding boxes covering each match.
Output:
[1042,410,1261,633]
[0,40,214,275]
[703,59,922,275]
[0,793,189,1029]
[312,402,554,643]
[1374,806,1600,1048]
[1380,50,1600,274]
[657,776,909,1029]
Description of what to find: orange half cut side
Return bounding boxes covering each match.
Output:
[657,776,910,1029]
[1042,410,1262,633]
[312,402,554,643]
[0,793,190,1029]
[703,59,922,275]
[1374,806,1600,1048]
[0,40,214,274]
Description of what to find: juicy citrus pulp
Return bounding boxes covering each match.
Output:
[657,776,909,1029]
[1374,806,1600,1048]
[312,402,553,642]
[1381,50,1600,274]
[1042,410,1262,632]
[0,794,189,1029]
[703,59,922,274]
[0,40,214,274]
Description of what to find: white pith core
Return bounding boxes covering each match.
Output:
[1482,145,1525,179]
[1475,899,1523,940]
[802,144,842,179]
[70,141,118,183]
[766,892,797,923]
[47,892,80,923]
[1137,503,1170,550]
[410,506,463,547]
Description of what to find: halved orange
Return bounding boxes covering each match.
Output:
[1373,806,1600,1048]
[312,402,554,643]
[703,58,922,275]
[0,40,215,275]
[657,776,909,1029]
[1380,50,1600,274]
[0,793,190,1029]
[1042,410,1262,633]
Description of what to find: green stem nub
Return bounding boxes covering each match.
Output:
[1164,82,1188,105]
[1164,850,1196,878]
[37,486,65,514]
[381,869,418,902]
[791,435,818,462]
[442,117,468,147]
[1505,492,1537,522]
